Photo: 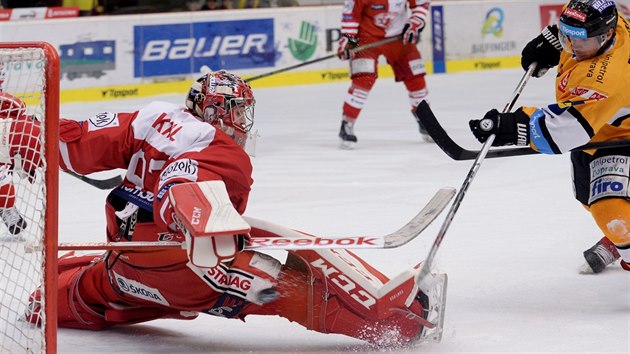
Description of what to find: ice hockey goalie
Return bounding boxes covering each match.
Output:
[12,71,446,346]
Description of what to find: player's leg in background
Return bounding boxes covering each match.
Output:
[339,48,379,149]
[385,42,432,143]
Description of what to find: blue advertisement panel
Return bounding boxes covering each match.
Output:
[431,6,445,74]
[134,19,275,78]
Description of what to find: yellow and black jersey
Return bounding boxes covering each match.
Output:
[524,15,630,154]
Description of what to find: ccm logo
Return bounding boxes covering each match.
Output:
[249,236,378,247]
[310,258,376,309]
[191,206,202,225]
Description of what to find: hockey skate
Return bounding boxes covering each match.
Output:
[0,206,27,236]
[338,119,357,149]
[581,236,620,274]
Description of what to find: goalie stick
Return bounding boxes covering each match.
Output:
[58,187,455,251]
[415,99,630,161]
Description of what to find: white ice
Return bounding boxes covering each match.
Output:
[55,68,630,353]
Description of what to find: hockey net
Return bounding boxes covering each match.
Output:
[0,43,59,354]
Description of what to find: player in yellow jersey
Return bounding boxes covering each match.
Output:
[469,0,630,273]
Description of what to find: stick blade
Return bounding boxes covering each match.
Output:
[414,101,539,160]
[383,187,455,248]
[65,171,123,190]
[414,101,474,160]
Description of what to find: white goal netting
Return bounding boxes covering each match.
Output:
[0,44,59,354]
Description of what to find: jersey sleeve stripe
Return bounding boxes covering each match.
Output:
[610,112,630,127]
[341,22,360,28]
[59,141,77,173]
[568,106,595,137]
[530,111,560,154]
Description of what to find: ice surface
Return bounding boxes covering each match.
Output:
[55,68,630,353]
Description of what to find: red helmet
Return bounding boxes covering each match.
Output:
[0,92,26,119]
[185,70,255,147]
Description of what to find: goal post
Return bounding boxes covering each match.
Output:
[0,42,59,354]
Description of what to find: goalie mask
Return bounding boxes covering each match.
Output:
[0,92,26,119]
[185,70,255,148]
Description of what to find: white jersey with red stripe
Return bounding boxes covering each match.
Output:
[341,0,429,39]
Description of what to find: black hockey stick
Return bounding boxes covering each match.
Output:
[244,35,402,83]
[415,64,536,293]
[415,95,630,160]
[65,170,122,190]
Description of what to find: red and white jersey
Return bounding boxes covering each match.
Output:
[58,101,253,230]
[341,0,429,39]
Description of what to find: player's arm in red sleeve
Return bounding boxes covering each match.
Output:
[58,111,137,175]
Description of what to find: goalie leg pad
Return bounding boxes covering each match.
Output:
[242,249,430,345]
[28,252,201,330]
[26,252,113,329]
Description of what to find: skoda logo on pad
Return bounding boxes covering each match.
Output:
[117,277,130,292]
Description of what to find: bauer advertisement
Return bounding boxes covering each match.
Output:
[0,1,570,102]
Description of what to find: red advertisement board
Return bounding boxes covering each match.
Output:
[0,7,78,21]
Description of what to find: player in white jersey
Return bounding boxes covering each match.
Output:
[337,0,432,148]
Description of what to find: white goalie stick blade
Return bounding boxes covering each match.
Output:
[57,187,455,252]
[245,187,455,250]
[381,187,455,248]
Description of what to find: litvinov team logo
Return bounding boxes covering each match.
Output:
[288,21,318,62]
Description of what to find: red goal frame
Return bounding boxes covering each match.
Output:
[1,41,60,354]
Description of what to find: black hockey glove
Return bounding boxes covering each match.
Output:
[521,25,562,78]
[469,108,530,147]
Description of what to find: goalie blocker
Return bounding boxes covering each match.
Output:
[32,180,447,344]
[168,180,250,269]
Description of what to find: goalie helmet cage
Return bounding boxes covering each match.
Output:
[0,42,59,354]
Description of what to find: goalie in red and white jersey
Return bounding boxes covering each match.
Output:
[14,70,440,345]
[337,0,432,148]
